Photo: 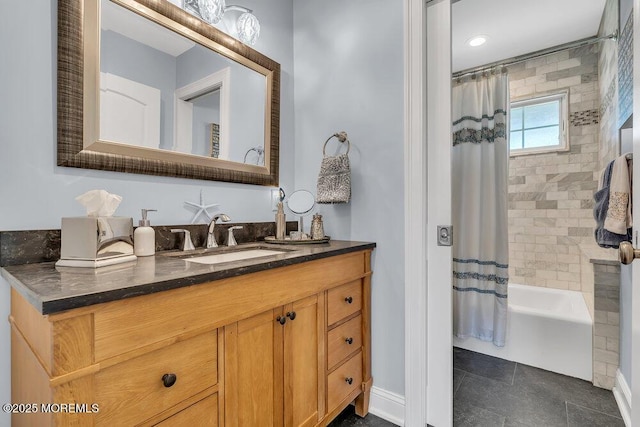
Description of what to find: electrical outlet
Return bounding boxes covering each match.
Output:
[271,189,280,212]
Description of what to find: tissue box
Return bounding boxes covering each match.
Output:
[56,217,136,267]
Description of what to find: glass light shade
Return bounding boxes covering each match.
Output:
[237,12,260,45]
[198,0,226,24]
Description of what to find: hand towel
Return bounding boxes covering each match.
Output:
[604,155,632,234]
[316,153,351,204]
[594,159,632,248]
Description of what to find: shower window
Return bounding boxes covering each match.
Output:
[509,91,568,156]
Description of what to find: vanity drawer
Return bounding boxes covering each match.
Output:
[154,393,218,426]
[327,352,363,411]
[95,331,217,426]
[328,315,362,369]
[327,280,362,325]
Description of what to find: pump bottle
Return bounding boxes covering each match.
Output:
[134,209,157,256]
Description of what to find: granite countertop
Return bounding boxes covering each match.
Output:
[1,240,375,315]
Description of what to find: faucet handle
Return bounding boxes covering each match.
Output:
[171,229,195,251]
[227,226,243,246]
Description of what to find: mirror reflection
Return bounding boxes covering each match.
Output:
[99,0,266,165]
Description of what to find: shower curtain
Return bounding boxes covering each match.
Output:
[452,73,509,347]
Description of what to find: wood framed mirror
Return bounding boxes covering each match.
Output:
[57,0,280,186]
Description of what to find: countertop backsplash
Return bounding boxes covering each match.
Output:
[0,221,298,267]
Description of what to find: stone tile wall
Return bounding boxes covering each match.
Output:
[618,11,633,128]
[592,260,620,390]
[591,0,623,391]
[598,0,620,169]
[507,45,600,293]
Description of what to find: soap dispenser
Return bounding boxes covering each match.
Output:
[134,209,157,257]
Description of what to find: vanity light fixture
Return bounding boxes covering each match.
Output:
[186,0,261,45]
[234,8,261,46]
[198,0,226,24]
[467,35,488,47]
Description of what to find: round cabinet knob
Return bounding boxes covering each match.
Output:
[620,241,640,265]
[277,316,286,325]
[345,337,354,345]
[345,377,353,385]
[162,373,177,388]
[286,311,296,320]
[344,296,353,304]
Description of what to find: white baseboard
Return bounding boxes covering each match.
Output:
[613,369,632,427]
[369,386,405,426]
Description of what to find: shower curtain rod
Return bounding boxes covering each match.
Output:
[452,31,618,80]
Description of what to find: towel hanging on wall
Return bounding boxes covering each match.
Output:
[316,131,351,204]
[594,155,633,248]
[604,154,633,234]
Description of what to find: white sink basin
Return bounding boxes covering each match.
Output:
[184,248,287,265]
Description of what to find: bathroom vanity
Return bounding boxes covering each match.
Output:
[3,241,374,426]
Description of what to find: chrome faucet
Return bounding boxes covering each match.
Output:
[171,229,195,251]
[207,214,231,248]
[227,226,243,246]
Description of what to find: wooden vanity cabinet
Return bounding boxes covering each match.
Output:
[9,249,372,426]
[224,295,322,427]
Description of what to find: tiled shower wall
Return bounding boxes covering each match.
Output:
[590,0,627,392]
[598,0,621,169]
[592,260,621,390]
[507,45,600,292]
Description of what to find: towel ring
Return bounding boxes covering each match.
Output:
[322,131,350,156]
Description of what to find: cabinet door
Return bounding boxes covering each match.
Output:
[224,309,283,427]
[283,295,322,427]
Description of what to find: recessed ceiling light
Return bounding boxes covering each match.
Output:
[467,35,487,47]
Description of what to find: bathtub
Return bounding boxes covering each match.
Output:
[453,283,593,381]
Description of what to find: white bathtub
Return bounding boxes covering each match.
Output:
[453,283,593,381]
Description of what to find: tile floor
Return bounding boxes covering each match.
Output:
[454,347,625,427]
[328,405,395,427]
[330,347,625,426]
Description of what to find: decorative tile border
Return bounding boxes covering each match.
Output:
[570,109,600,126]
[600,79,616,118]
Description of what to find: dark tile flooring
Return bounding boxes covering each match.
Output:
[328,405,395,427]
[328,348,625,427]
[454,347,625,427]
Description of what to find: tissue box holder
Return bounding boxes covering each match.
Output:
[56,217,137,268]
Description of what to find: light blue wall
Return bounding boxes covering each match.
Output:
[293,0,405,395]
[0,0,294,423]
[0,0,293,231]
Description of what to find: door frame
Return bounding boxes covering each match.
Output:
[403,0,428,424]
[630,0,640,424]
[404,0,453,425]
[407,1,640,426]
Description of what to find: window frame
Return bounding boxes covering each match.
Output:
[509,91,569,157]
